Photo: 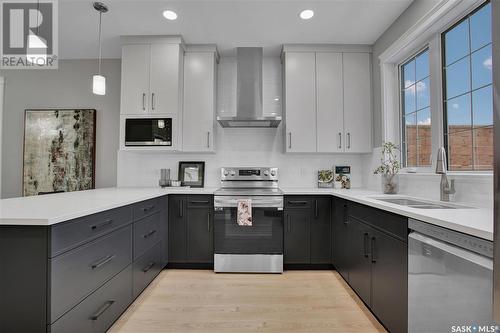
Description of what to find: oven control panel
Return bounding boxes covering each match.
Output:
[220,167,278,181]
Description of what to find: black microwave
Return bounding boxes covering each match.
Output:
[125,118,172,146]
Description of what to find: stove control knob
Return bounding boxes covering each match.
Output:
[270,170,277,176]
[230,170,236,176]
[223,170,229,176]
[263,170,269,176]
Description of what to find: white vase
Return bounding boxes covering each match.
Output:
[381,174,399,194]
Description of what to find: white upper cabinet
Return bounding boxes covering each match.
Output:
[120,36,184,115]
[182,48,218,152]
[282,45,372,154]
[343,52,372,153]
[316,52,344,153]
[284,52,317,153]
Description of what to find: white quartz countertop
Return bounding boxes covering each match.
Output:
[283,187,493,241]
[0,187,493,241]
[0,187,216,226]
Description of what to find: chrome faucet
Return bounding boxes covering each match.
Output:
[435,147,456,201]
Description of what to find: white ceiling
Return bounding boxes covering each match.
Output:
[59,0,413,59]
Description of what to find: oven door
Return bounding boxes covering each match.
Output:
[214,195,283,255]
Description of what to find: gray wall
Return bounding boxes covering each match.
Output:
[371,0,440,146]
[0,59,121,198]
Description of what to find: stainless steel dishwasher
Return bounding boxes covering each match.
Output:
[408,219,493,333]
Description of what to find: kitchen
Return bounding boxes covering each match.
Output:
[0,0,498,332]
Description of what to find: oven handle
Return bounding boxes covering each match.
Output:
[214,196,284,209]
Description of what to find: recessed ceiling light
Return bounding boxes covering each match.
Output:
[163,10,178,20]
[299,9,314,20]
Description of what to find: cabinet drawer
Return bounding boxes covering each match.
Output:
[133,198,160,221]
[285,197,312,208]
[50,225,132,323]
[348,202,408,242]
[186,195,212,208]
[50,206,133,257]
[133,212,162,260]
[133,242,162,298]
[50,265,132,333]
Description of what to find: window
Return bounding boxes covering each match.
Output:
[401,48,431,167]
[442,1,492,171]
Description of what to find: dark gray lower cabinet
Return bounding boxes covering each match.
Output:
[169,195,214,264]
[0,195,168,333]
[284,196,331,265]
[334,201,408,333]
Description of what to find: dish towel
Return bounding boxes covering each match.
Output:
[237,199,252,226]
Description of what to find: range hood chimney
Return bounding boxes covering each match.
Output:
[217,47,281,128]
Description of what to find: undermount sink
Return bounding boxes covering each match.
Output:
[370,197,472,209]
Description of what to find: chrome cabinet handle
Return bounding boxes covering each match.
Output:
[142,262,156,273]
[288,132,292,149]
[207,132,210,148]
[179,200,183,218]
[151,93,155,110]
[142,205,155,213]
[338,132,342,149]
[143,230,157,239]
[371,237,377,263]
[347,132,351,149]
[91,301,115,321]
[207,212,210,232]
[91,219,113,231]
[363,233,369,258]
[190,200,210,204]
[91,254,116,270]
[314,200,318,219]
[142,93,146,111]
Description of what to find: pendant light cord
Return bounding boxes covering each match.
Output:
[98,11,102,74]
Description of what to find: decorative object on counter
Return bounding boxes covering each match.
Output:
[335,166,351,189]
[159,168,171,187]
[179,161,205,188]
[23,109,96,197]
[317,169,334,188]
[92,2,109,95]
[170,180,182,187]
[374,141,400,194]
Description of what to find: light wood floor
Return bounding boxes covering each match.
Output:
[109,269,387,333]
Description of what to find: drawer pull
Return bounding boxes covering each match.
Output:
[363,233,369,258]
[371,237,377,263]
[91,219,113,231]
[90,300,115,321]
[190,200,210,204]
[142,261,156,273]
[143,229,157,239]
[91,254,116,270]
[142,205,155,213]
[287,200,308,205]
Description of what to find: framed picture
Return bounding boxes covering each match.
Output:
[23,109,96,196]
[179,161,205,188]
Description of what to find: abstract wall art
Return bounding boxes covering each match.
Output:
[23,109,96,196]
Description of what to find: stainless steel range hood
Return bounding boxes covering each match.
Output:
[217,47,281,128]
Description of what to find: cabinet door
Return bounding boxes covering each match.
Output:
[121,44,150,114]
[168,195,186,263]
[310,197,331,264]
[284,209,310,264]
[371,229,408,333]
[284,52,317,152]
[186,205,213,264]
[348,217,372,305]
[150,43,182,114]
[316,52,344,152]
[183,52,216,152]
[343,52,372,153]
[333,200,349,281]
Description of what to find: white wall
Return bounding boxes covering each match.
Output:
[0,59,121,198]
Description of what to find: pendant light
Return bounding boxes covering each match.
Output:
[92,2,108,95]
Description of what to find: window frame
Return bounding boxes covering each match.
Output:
[381,0,492,175]
[440,0,492,172]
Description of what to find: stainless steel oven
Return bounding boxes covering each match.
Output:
[213,167,284,273]
[125,118,172,146]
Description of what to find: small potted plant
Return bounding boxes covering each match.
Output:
[374,142,400,194]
